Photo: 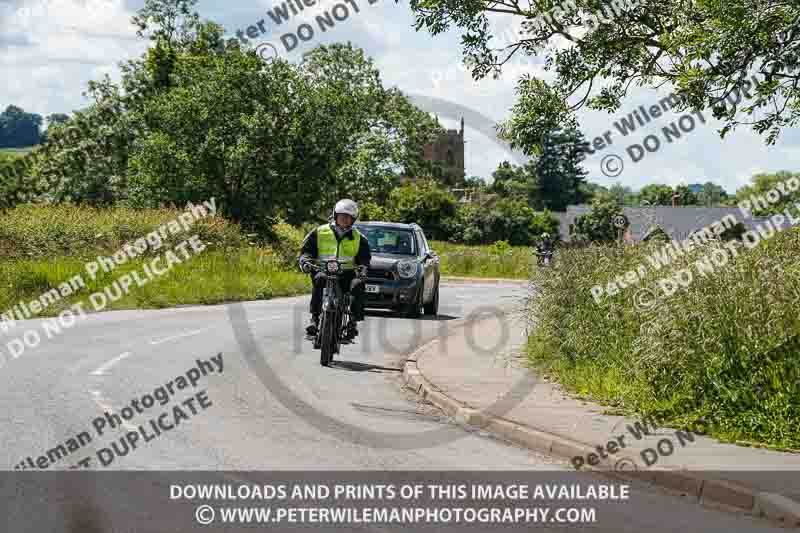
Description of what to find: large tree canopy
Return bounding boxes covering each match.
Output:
[407,0,800,153]
[20,0,442,231]
[0,105,43,148]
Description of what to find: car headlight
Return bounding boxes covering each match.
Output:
[326,260,340,274]
[397,260,418,279]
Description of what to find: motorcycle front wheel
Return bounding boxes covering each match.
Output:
[320,311,336,366]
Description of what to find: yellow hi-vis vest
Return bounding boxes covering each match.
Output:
[317,224,361,270]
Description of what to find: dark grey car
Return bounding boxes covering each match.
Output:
[353,221,440,318]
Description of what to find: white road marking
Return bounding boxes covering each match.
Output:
[248,315,284,323]
[90,396,113,412]
[88,391,137,431]
[150,329,205,345]
[90,352,132,376]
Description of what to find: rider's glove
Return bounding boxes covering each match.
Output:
[300,260,312,273]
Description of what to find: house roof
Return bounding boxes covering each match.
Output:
[555,205,783,242]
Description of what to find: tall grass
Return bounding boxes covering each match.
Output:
[0,204,310,319]
[431,240,535,279]
[527,231,800,449]
[0,203,242,259]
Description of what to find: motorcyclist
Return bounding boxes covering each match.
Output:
[298,199,371,340]
[537,232,554,253]
[536,232,554,261]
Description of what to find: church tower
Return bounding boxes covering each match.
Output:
[421,117,466,186]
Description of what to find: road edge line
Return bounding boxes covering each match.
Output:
[441,277,528,284]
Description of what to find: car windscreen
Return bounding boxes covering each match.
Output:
[357,226,416,256]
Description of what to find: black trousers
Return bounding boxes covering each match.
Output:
[309,272,365,321]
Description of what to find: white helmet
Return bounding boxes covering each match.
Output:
[332,198,358,221]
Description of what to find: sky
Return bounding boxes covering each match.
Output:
[1,0,799,194]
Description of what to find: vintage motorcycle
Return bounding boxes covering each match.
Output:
[306,259,366,367]
[535,249,554,266]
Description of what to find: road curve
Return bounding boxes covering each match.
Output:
[0,281,782,532]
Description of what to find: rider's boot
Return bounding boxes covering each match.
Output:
[306,314,320,336]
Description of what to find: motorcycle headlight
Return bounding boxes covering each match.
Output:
[326,260,340,274]
[397,260,418,279]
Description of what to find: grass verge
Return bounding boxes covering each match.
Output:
[526,230,800,449]
[0,204,310,321]
[432,240,534,279]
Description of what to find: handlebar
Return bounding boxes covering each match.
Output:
[303,260,367,278]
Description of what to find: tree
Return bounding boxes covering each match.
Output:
[29,0,441,228]
[46,114,70,126]
[674,184,699,206]
[445,198,559,245]
[488,160,536,203]
[332,84,442,206]
[639,184,674,206]
[0,148,54,210]
[131,0,203,48]
[463,175,487,191]
[571,198,625,243]
[0,105,43,148]
[606,182,637,206]
[41,113,71,144]
[489,132,589,211]
[387,180,457,240]
[488,161,522,194]
[697,182,727,207]
[408,0,800,153]
[127,50,344,230]
[35,100,128,205]
[531,127,588,211]
[486,199,559,245]
[735,171,800,216]
[579,182,609,204]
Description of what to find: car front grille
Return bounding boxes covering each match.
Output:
[367,269,395,281]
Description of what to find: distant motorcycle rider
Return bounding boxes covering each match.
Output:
[298,199,371,340]
[535,232,554,265]
[537,232,554,254]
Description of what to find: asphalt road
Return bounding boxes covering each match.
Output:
[0,281,784,532]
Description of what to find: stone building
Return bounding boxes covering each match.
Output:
[421,117,466,186]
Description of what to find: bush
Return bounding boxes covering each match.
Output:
[359,201,391,222]
[527,228,800,448]
[445,198,559,246]
[571,198,623,243]
[269,220,307,269]
[387,180,457,240]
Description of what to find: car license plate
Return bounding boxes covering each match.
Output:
[365,284,379,294]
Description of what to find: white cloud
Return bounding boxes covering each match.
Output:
[0,0,796,191]
[0,0,143,116]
